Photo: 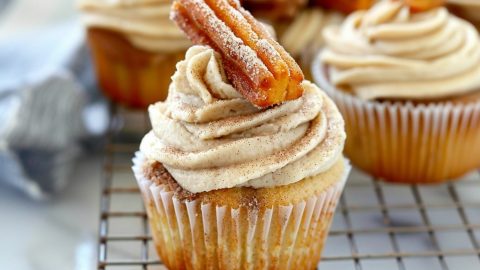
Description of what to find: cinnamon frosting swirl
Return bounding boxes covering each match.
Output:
[78,0,190,53]
[140,46,346,193]
[321,0,480,100]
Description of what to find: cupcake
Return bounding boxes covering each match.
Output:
[133,44,349,269]
[280,9,343,79]
[447,0,480,29]
[134,0,351,266]
[312,0,480,184]
[78,0,191,108]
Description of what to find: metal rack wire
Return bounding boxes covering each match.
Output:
[98,107,480,270]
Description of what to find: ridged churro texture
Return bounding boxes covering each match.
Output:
[170,0,304,107]
[133,152,350,270]
[87,28,185,108]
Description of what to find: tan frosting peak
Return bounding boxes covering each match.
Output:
[140,46,346,193]
[321,0,480,100]
[78,0,190,53]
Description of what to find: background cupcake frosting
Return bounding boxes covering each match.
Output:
[140,46,346,193]
[78,0,190,53]
[321,0,480,100]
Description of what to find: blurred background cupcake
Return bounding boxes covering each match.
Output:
[447,0,480,29]
[78,0,191,109]
[312,0,480,184]
[134,45,350,269]
[280,9,343,79]
[278,0,375,79]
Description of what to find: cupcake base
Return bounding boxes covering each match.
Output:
[312,56,480,184]
[87,28,185,109]
[133,152,350,270]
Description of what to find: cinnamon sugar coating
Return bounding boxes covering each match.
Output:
[170,0,304,107]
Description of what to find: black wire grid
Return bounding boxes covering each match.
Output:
[98,107,480,270]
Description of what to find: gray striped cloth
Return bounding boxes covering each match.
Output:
[0,0,109,199]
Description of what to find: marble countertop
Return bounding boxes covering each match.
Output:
[0,154,102,270]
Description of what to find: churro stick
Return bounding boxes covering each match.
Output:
[171,0,304,107]
[225,0,303,99]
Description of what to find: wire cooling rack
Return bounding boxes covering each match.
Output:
[98,107,480,270]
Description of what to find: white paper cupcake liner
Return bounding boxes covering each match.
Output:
[312,54,480,183]
[132,152,350,270]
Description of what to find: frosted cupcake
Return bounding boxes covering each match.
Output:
[312,0,480,184]
[78,0,191,108]
[133,45,350,269]
[448,0,480,29]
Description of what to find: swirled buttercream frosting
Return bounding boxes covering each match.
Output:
[321,0,480,100]
[78,0,190,53]
[140,46,346,193]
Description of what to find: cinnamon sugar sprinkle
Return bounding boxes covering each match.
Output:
[144,161,199,201]
[192,0,269,81]
[143,161,260,210]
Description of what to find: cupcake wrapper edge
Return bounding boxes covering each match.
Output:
[311,54,480,183]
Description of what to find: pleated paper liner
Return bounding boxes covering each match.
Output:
[87,28,184,109]
[132,152,351,270]
[312,54,480,184]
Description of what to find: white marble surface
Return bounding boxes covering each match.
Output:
[0,154,102,270]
